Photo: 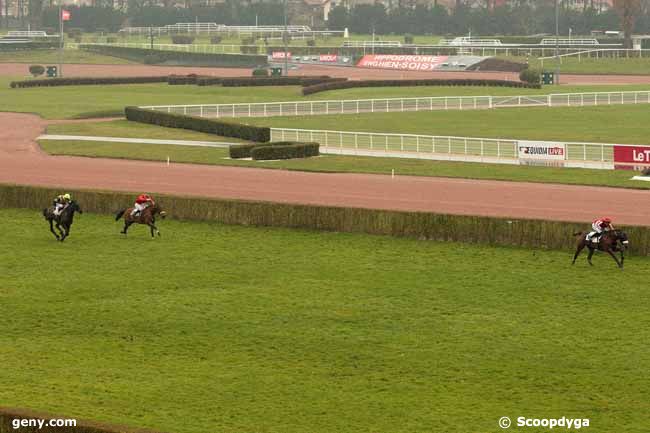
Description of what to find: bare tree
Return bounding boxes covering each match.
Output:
[614,0,641,48]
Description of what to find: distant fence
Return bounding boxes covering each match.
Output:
[270,128,622,169]
[140,91,650,119]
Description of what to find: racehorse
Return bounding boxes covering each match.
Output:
[115,204,166,238]
[42,201,83,242]
[572,229,629,269]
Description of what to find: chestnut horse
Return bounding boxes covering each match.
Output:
[572,230,629,269]
[115,204,166,237]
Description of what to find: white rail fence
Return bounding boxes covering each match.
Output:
[141,91,650,119]
[270,128,618,169]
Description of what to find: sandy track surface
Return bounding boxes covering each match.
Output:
[3,62,650,84]
[1,112,648,226]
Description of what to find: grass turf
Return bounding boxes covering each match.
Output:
[1,207,650,433]
[0,49,135,65]
[246,104,650,146]
[2,75,648,119]
[38,138,650,190]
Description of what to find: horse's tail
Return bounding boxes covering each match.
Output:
[115,209,126,221]
[42,208,51,219]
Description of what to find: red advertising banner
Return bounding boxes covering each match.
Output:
[357,55,449,71]
[271,52,291,60]
[613,145,650,164]
[319,54,338,62]
[61,10,71,21]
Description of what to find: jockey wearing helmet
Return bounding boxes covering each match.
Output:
[586,217,614,244]
[53,193,72,216]
[131,193,155,217]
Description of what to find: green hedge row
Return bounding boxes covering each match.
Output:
[252,142,319,160]
[302,78,541,95]
[167,74,206,85]
[0,41,59,51]
[3,183,650,255]
[193,76,344,87]
[125,106,270,142]
[229,142,319,159]
[10,76,169,88]
[79,44,267,68]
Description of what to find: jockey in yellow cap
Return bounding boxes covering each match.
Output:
[53,193,71,216]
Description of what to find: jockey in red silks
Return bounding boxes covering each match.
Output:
[131,193,155,217]
[587,217,614,243]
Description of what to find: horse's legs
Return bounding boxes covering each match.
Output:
[606,249,623,269]
[587,248,595,266]
[572,242,586,264]
[59,223,70,242]
[55,222,65,241]
[48,219,59,240]
[148,223,160,238]
[121,220,133,235]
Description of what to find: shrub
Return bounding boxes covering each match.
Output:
[106,36,117,43]
[404,34,414,44]
[252,68,269,77]
[252,143,320,160]
[171,34,195,44]
[79,45,267,68]
[28,65,45,77]
[143,53,164,64]
[307,39,316,47]
[519,68,542,85]
[11,76,169,88]
[125,106,271,142]
[302,78,540,95]
[167,74,203,85]
[210,35,223,44]
[229,144,260,159]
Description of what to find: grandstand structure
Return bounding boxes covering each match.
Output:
[119,23,342,38]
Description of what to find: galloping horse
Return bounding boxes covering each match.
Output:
[43,201,83,241]
[115,204,166,238]
[572,229,629,269]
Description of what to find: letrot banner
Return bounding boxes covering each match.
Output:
[518,141,566,166]
[613,145,650,165]
[356,55,449,71]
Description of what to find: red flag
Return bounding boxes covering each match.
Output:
[61,10,71,21]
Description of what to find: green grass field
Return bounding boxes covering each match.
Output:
[39,137,650,190]
[248,104,650,145]
[0,49,135,65]
[2,207,650,433]
[3,75,648,119]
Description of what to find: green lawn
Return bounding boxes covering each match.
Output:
[39,138,650,190]
[503,55,650,75]
[2,207,650,433]
[45,120,246,143]
[248,104,650,145]
[0,49,135,65]
[3,75,648,119]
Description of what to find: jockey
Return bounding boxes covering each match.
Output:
[586,217,614,244]
[131,193,155,217]
[53,193,71,216]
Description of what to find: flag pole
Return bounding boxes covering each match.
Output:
[58,2,64,78]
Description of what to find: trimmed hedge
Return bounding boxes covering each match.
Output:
[0,41,59,51]
[10,76,169,88]
[167,74,208,85]
[252,142,319,160]
[229,142,319,159]
[3,183,650,255]
[519,68,542,85]
[195,76,344,88]
[302,78,541,95]
[0,406,165,433]
[125,106,271,143]
[79,45,267,68]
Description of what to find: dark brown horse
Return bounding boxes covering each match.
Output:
[115,204,166,238]
[42,201,83,242]
[572,230,629,269]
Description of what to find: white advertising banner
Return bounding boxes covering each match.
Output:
[517,141,566,166]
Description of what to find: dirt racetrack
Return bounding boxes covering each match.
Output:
[1,111,649,227]
[3,62,650,84]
